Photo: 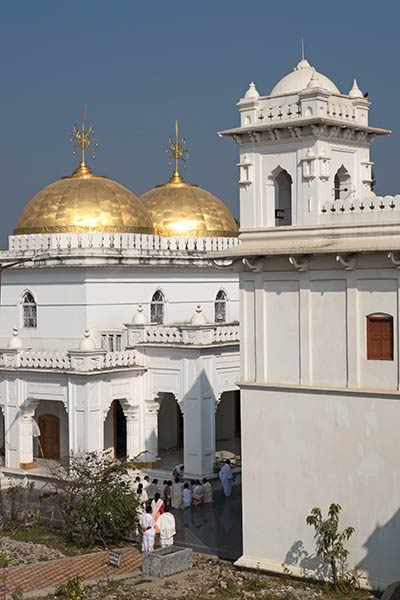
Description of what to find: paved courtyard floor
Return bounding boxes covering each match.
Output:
[6,547,142,595]
[173,482,242,561]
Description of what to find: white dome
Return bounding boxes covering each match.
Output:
[190,306,208,325]
[79,330,96,351]
[8,328,23,349]
[270,59,340,97]
[244,82,260,99]
[133,304,147,325]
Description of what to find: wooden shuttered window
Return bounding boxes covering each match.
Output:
[366,315,394,361]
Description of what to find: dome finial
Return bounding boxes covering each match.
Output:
[301,37,305,61]
[69,104,99,177]
[166,120,189,184]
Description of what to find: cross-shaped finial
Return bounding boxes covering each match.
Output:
[69,104,99,168]
[166,120,189,177]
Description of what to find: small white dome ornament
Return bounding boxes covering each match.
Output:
[8,328,23,349]
[244,82,260,99]
[79,329,95,351]
[306,69,322,90]
[190,305,208,325]
[133,304,147,325]
[348,79,363,99]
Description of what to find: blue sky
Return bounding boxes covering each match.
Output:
[0,0,398,247]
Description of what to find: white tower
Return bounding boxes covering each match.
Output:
[220,58,389,229]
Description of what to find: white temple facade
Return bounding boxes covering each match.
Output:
[0,123,240,479]
[218,58,399,589]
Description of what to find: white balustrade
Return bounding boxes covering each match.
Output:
[320,195,400,224]
[0,349,137,372]
[7,232,239,254]
[126,323,240,347]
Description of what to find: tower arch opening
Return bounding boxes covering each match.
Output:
[273,168,292,226]
[334,165,352,201]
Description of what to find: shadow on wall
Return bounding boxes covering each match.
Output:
[283,540,328,580]
[357,507,400,590]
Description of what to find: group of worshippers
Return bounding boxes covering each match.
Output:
[135,475,177,553]
[135,459,233,552]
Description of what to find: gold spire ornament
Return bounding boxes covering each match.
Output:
[166,120,189,184]
[69,104,99,176]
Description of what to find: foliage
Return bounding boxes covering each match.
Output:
[10,589,23,600]
[306,503,355,592]
[0,549,10,600]
[0,481,35,531]
[46,452,139,547]
[55,577,87,600]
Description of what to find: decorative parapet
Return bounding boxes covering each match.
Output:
[125,322,240,347]
[8,232,239,254]
[0,349,139,372]
[320,195,400,224]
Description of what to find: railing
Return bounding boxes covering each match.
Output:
[0,349,138,371]
[8,233,239,254]
[126,323,240,346]
[320,195,400,223]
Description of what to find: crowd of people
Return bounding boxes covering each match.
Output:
[135,459,234,553]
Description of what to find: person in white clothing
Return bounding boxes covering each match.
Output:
[219,459,234,497]
[172,463,184,481]
[202,478,213,503]
[171,477,184,509]
[182,482,192,507]
[139,505,155,553]
[157,507,176,547]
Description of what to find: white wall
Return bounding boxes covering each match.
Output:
[0,266,239,350]
[239,385,400,589]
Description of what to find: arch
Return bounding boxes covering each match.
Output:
[150,289,165,325]
[21,290,37,329]
[272,167,292,226]
[157,392,183,454]
[38,414,60,459]
[216,390,241,457]
[104,399,127,459]
[334,165,352,201]
[215,289,228,323]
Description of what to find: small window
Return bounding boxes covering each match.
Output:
[215,290,227,323]
[151,290,165,325]
[367,314,393,360]
[21,291,37,328]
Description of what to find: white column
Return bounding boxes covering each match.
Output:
[183,356,215,478]
[19,412,34,469]
[143,401,160,463]
[125,409,140,460]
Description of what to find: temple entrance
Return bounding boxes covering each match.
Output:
[38,414,60,459]
[104,400,127,459]
[157,393,183,470]
[216,390,241,457]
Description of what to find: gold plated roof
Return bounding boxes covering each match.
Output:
[141,171,239,238]
[14,163,155,235]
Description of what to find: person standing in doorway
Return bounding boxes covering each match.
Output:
[219,459,234,497]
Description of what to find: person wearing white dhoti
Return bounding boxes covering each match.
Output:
[202,478,213,503]
[139,506,155,553]
[157,508,176,547]
[219,459,233,497]
[171,478,184,509]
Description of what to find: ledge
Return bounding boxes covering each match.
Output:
[238,380,400,398]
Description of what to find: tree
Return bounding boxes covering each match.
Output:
[45,452,139,548]
[306,503,355,592]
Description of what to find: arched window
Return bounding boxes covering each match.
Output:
[274,169,292,226]
[334,166,352,201]
[215,290,227,323]
[21,291,37,329]
[150,290,165,325]
[366,314,393,361]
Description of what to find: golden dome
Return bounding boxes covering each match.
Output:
[141,171,238,238]
[14,162,154,235]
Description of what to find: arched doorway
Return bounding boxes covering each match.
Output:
[104,400,127,459]
[38,414,60,459]
[274,169,292,226]
[157,393,183,467]
[216,390,241,456]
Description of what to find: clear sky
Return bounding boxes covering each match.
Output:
[0,0,398,248]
